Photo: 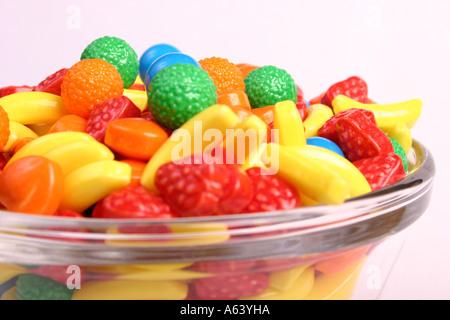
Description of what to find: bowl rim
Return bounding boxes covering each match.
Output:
[0,139,435,238]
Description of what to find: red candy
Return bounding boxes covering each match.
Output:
[318,108,376,144]
[155,153,255,217]
[243,167,300,213]
[321,76,369,108]
[34,68,68,96]
[194,273,270,300]
[352,153,406,191]
[86,96,142,142]
[0,85,34,98]
[96,185,176,219]
[336,109,393,162]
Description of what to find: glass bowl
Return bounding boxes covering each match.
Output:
[0,139,435,300]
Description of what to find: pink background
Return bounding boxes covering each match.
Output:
[1,0,449,299]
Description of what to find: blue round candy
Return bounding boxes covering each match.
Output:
[145,52,201,87]
[139,44,180,82]
[306,137,345,157]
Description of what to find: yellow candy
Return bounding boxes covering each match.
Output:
[116,269,210,281]
[1,287,18,300]
[123,89,148,112]
[273,100,306,147]
[85,262,193,274]
[3,121,39,153]
[269,263,312,291]
[262,143,351,205]
[27,123,53,136]
[0,91,68,125]
[291,145,372,198]
[332,95,422,132]
[72,280,188,300]
[220,114,268,169]
[303,104,334,139]
[0,263,25,284]
[42,139,114,175]
[305,256,366,300]
[59,160,131,212]
[386,121,412,154]
[242,267,315,300]
[140,104,239,192]
[6,131,96,168]
[106,222,229,247]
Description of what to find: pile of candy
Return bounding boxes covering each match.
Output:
[0,36,423,300]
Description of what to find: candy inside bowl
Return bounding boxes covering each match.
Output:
[0,37,435,300]
[0,139,434,300]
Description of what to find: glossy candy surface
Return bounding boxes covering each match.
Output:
[0,39,429,301]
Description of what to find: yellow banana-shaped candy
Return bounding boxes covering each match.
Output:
[269,263,312,291]
[6,131,96,168]
[303,104,334,139]
[106,222,230,247]
[72,280,188,300]
[273,100,306,147]
[42,139,115,175]
[140,104,240,192]
[242,267,315,300]
[0,91,68,125]
[386,121,412,154]
[123,89,148,112]
[26,123,54,136]
[59,160,131,213]
[3,121,39,153]
[262,143,351,205]
[332,95,422,132]
[220,114,268,169]
[305,256,366,300]
[291,145,372,198]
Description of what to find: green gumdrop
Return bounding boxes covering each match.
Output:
[16,274,74,300]
[147,63,217,130]
[244,65,298,109]
[81,36,139,88]
[390,138,408,173]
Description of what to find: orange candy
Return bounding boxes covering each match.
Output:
[236,63,259,79]
[47,114,87,134]
[104,118,168,161]
[229,106,253,122]
[0,105,10,152]
[0,156,64,215]
[250,105,275,126]
[217,90,251,110]
[314,245,371,275]
[119,159,147,186]
[61,59,124,118]
[198,57,245,96]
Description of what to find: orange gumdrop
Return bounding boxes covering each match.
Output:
[119,159,147,186]
[48,114,87,134]
[104,118,168,161]
[217,90,251,110]
[0,156,64,215]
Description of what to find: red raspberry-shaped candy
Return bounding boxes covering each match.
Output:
[242,167,300,213]
[86,96,142,142]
